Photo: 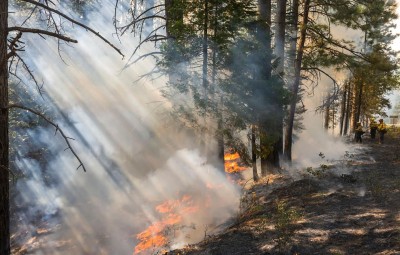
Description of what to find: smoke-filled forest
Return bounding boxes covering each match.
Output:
[1,0,400,254]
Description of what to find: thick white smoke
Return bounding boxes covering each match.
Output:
[10,1,240,254]
[291,72,355,170]
[290,17,367,170]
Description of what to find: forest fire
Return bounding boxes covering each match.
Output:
[224,152,247,173]
[134,195,199,254]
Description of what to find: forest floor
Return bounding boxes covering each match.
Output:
[10,130,400,255]
[168,131,400,255]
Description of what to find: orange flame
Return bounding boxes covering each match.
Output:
[134,195,199,254]
[224,152,241,161]
[224,152,247,173]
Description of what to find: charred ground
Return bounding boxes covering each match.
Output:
[10,130,400,255]
[168,132,400,255]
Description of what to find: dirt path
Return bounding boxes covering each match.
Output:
[169,134,400,255]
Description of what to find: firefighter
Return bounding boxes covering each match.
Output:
[377,119,387,144]
[354,122,364,143]
[369,118,378,139]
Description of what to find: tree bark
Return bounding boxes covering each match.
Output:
[272,0,286,166]
[355,80,363,124]
[331,101,335,134]
[275,0,286,75]
[343,81,352,135]
[212,4,225,171]
[0,0,9,253]
[257,0,275,176]
[339,82,348,136]
[283,0,310,161]
[286,0,298,83]
[217,114,225,171]
[351,79,359,132]
[251,125,259,181]
[324,94,330,130]
[283,0,298,157]
[202,0,209,91]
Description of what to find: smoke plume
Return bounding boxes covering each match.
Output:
[10,1,240,254]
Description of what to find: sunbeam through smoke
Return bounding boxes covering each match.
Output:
[10,1,241,254]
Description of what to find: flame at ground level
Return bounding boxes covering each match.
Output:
[224,152,247,173]
[134,195,199,254]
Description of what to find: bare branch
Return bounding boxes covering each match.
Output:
[20,5,38,27]
[132,51,162,64]
[124,51,162,71]
[19,0,124,58]
[44,0,56,6]
[307,26,366,60]
[303,67,339,87]
[7,31,23,59]
[8,26,78,43]
[5,104,86,172]
[120,15,166,35]
[119,4,166,34]
[113,0,122,43]
[126,33,167,64]
[307,69,341,113]
[131,65,160,83]
[134,4,165,22]
[14,53,44,97]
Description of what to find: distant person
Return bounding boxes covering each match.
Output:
[354,122,364,143]
[369,118,378,139]
[377,119,387,144]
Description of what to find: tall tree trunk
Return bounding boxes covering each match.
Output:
[211,4,225,171]
[286,0,298,85]
[351,79,359,132]
[331,90,336,134]
[355,81,363,124]
[272,0,286,166]
[217,112,224,171]
[339,82,348,136]
[251,125,259,181]
[257,0,275,176]
[0,1,9,253]
[343,81,352,135]
[324,94,330,130]
[283,0,310,161]
[332,102,335,135]
[200,0,209,153]
[275,0,286,75]
[284,0,298,156]
[202,0,209,91]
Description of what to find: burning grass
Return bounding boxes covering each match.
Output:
[134,195,199,254]
[224,152,247,173]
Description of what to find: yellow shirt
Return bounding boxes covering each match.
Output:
[377,123,386,131]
